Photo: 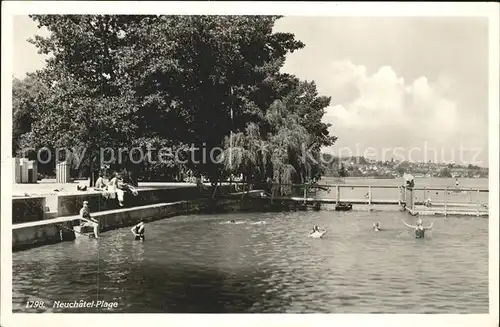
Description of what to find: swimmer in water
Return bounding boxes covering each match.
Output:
[309,225,327,237]
[311,225,326,233]
[131,220,145,241]
[402,218,434,239]
[230,220,235,223]
[373,222,381,231]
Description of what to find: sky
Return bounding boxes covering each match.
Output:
[13,16,490,167]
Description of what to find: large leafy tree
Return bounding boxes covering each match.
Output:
[12,74,49,155]
[115,15,305,181]
[19,15,337,187]
[26,15,306,184]
[28,15,138,183]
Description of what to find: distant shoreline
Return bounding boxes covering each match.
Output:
[322,176,489,180]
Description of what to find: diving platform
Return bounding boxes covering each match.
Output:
[224,182,489,217]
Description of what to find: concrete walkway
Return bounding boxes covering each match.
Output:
[12,179,206,197]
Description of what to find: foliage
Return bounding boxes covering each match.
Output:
[219,89,332,194]
[14,15,336,188]
[12,75,49,154]
[438,167,452,178]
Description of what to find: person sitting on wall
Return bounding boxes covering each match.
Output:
[102,172,138,206]
[94,172,107,190]
[79,201,99,238]
[104,172,124,205]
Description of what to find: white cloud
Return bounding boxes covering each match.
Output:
[323,61,459,137]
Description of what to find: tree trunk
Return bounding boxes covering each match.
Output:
[89,159,95,187]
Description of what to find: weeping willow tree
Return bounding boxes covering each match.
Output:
[266,100,309,195]
[219,123,265,185]
[219,99,320,195]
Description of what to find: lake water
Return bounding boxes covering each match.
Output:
[12,208,488,313]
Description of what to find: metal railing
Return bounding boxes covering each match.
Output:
[225,181,489,216]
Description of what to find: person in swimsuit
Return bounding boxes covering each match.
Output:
[131,220,145,241]
[309,225,326,237]
[373,222,381,231]
[402,218,434,238]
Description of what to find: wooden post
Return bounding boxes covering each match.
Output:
[303,184,307,204]
[336,185,340,204]
[398,186,401,206]
[476,189,480,217]
[411,188,415,211]
[469,187,472,203]
[423,187,427,213]
[368,186,372,208]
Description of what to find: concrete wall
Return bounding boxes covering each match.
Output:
[56,191,121,217]
[12,196,47,224]
[56,185,234,217]
[12,198,238,251]
[11,184,236,224]
[97,200,203,232]
[11,184,238,250]
[12,224,62,250]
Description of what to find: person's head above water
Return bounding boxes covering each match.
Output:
[230,220,235,223]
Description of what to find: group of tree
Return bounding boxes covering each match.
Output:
[12,15,336,192]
